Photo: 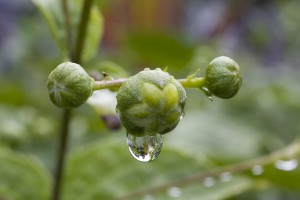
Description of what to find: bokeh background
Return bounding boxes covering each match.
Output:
[1,0,300,199]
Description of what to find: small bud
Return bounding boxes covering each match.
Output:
[116,68,186,137]
[205,56,242,99]
[47,62,94,108]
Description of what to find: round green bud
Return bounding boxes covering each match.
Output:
[116,68,186,137]
[205,56,242,99]
[47,62,94,108]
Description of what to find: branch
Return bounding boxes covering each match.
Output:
[72,0,94,63]
[114,139,300,200]
[51,1,94,200]
[92,77,206,91]
[51,109,72,200]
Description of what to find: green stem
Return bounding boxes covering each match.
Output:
[178,77,205,89]
[114,139,300,200]
[92,79,127,90]
[72,0,94,63]
[51,1,94,200]
[51,109,72,200]
[92,77,206,91]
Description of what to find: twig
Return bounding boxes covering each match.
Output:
[51,109,72,200]
[114,140,300,200]
[72,0,94,63]
[92,78,206,90]
[51,1,94,200]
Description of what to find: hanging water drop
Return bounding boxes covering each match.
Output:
[180,112,185,120]
[201,87,213,101]
[127,133,163,162]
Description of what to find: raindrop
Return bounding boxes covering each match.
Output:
[168,187,182,198]
[219,172,233,182]
[275,159,298,171]
[180,112,185,120]
[202,87,213,101]
[143,194,154,200]
[251,165,264,175]
[203,177,215,187]
[127,133,163,162]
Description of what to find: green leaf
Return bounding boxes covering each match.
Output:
[126,32,194,72]
[83,5,103,61]
[62,136,254,200]
[0,150,51,200]
[31,0,66,55]
[250,162,300,190]
[32,0,103,61]
[68,0,104,61]
[152,176,253,200]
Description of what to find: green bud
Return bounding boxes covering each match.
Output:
[47,62,94,108]
[205,56,242,99]
[116,68,186,137]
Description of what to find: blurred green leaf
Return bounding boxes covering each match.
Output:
[166,111,263,163]
[250,162,300,190]
[0,150,51,200]
[152,176,253,200]
[87,60,129,79]
[83,5,103,61]
[31,0,66,55]
[32,0,103,61]
[62,136,255,200]
[126,32,194,72]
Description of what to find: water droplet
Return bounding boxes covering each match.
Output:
[168,187,182,198]
[251,165,264,175]
[203,177,215,187]
[219,172,232,182]
[180,112,185,120]
[275,159,298,171]
[201,87,213,101]
[127,133,163,162]
[143,194,154,200]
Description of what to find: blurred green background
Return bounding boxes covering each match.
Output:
[1,0,300,199]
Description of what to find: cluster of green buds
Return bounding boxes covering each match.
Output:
[116,68,186,137]
[46,56,242,162]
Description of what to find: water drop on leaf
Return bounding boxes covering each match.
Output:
[201,87,213,101]
[219,172,233,182]
[203,177,215,187]
[275,159,298,171]
[127,133,163,162]
[251,165,264,175]
[168,187,182,198]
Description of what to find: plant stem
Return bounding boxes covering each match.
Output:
[51,1,94,200]
[52,109,72,200]
[92,77,206,91]
[178,77,205,89]
[72,0,94,63]
[114,139,300,200]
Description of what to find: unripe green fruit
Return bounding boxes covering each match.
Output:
[205,56,242,99]
[116,68,186,137]
[47,62,94,108]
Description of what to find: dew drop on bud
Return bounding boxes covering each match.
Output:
[202,87,213,101]
[180,112,185,120]
[127,133,163,162]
